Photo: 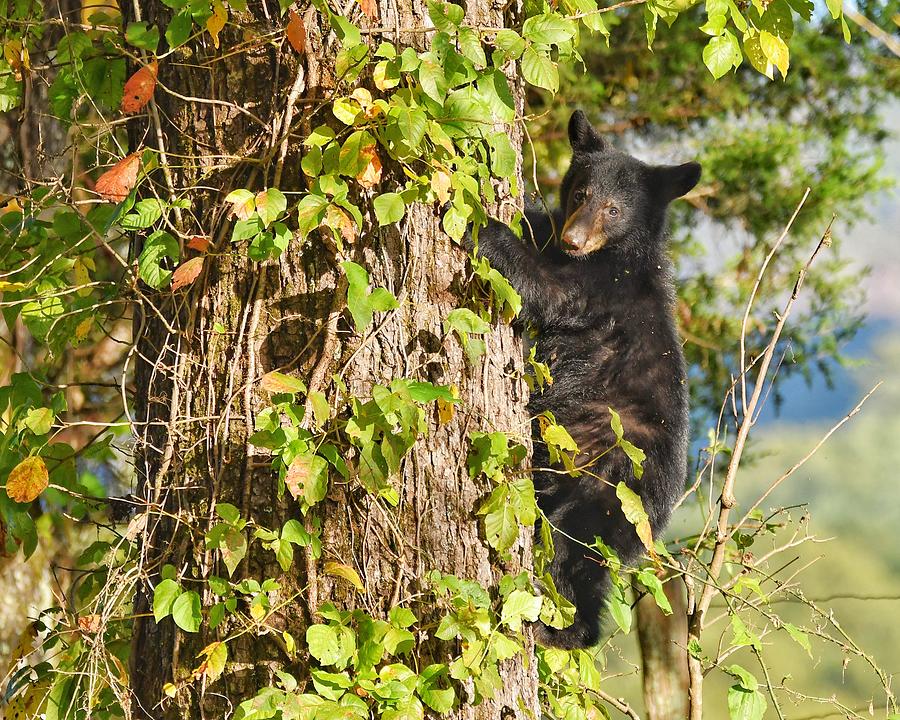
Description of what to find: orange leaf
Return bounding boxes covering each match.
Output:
[94,152,141,202]
[78,615,103,633]
[206,0,227,49]
[187,235,210,252]
[171,256,204,291]
[356,147,382,189]
[324,205,356,244]
[6,456,49,503]
[357,0,378,20]
[120,60,158,115]
[286,10,306,54]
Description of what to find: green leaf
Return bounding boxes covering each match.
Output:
[500,589,542,631]
[542,422,577,452]
[389,606,418,628]
[702,31,741,79]
[153,578,182,621]
[306,624,355,669]
[172,591,202,632]
[418,56,448,103]
[126,22,161,51]
[329,13,361,47]
[784,623,812,657]
[121,199,165,230]
[296,193,329,239]
[23,407,54,435]
[342,261,399,333]
[607,582,632,633]
[418,664,455,713]
[373,192,406,226]
[522,12,576,45]
[444,308,490,335]
[426,0,465,33]
[727,685,767,720]
[402,381,456,403]
[481,490,518,551]
[520,46,558,93]
[730,614,762,651]
[458,28,487,68]
[256,188,287,227]
[476,71,516,123]
[487,132,516,179]
[726,664,759,691]
[636,570,673,614]
[202,641,228,681]
[166,11,193,49]
[493,29,525,59]
[139,231,179,289]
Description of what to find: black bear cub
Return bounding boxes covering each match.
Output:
[473,111,700,649]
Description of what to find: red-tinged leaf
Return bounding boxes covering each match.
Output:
[225,189,255,220]
[187,235,210,252]
[95,152,142,202]
[260,371,306,394]
[324,205,356,244]
[120,60,158,114]
[356,147,382,189]
[171,256,204,291]
[6,456,49,503]
[358,0,378,19]
[286,10,306,54]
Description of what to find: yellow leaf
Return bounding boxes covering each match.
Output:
[206,0,228,49]
[75,316,94,342]
[163,683,177,697]
[431,170,452,204]
[196,641,228,681]
[72,258,93,297]
[250,602,266,621]
[324,561,365,592]
[80,0,120,24]
[437,384,457,424]
[350,87,373,108]
[0,280,28,292]
[6,457,49,503]
[615,482,656,558]
[759,30,789,78]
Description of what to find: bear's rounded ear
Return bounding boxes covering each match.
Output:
[653,162,702,203]
[568,110,606,153]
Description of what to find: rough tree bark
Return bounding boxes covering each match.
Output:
[126,0,536,717]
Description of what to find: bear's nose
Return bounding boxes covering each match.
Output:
[562,233,582,249]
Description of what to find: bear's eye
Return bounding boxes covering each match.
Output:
[607,206,620,218]
[573,189,587,206]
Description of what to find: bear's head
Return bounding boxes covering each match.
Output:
[558,110,701,258]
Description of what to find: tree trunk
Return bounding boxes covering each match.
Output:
[126,0,535,718]
[636,578,689,720]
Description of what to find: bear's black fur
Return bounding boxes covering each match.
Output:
[472,111,700,649]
